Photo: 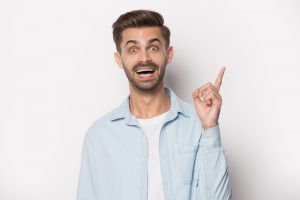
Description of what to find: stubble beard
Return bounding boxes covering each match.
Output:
[122,60,167,92]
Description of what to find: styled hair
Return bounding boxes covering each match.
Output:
[112,9,170,52]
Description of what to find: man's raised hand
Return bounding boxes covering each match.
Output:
[192,67,225,130]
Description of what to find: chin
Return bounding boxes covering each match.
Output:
[133,82,162,92]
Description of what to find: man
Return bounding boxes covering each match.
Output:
[77,9,231,200]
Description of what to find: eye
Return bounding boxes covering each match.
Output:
[129,47,137,54]
[149,46,158,52]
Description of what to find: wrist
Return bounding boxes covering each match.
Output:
[202,122,218,130]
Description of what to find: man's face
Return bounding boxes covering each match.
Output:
[114,27,173,92]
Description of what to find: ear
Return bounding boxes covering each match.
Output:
[114,52,123,69]
[166,46,174,65]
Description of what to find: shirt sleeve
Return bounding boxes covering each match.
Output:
[77,136,97,200]
[195,125,232,200]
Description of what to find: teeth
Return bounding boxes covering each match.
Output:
[136,68,155,73]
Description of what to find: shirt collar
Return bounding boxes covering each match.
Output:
[110,87,190,125]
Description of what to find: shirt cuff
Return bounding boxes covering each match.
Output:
[199,125,222,149]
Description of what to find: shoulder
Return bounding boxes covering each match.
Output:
[171,90,198,119]
[171,93,203,130]
[178,97,195,112]
[84,95,129,139]
[84,112,112,140]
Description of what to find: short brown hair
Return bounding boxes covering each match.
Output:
[112,10,170,52]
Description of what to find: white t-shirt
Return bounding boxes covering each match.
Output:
[136,111,169,200]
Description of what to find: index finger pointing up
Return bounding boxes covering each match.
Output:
[214,67,226,91]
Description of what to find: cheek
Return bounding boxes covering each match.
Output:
[151,53,165,62]
[157,54,168,66]
[121,55,138,66]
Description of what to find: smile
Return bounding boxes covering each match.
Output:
[135,68,155,74]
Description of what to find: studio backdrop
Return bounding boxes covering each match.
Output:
[1,0,300,199]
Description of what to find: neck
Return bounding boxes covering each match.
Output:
[128,83,171,119]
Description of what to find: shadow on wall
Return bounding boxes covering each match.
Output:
[165,55,206,103]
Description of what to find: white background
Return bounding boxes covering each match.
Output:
[1,0,300,199]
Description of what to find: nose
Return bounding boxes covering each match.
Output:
[138,49,151,63]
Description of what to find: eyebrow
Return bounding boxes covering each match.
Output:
[148,38,161,45]
[125,38,162,47]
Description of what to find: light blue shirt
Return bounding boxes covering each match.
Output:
[77,87,231,200]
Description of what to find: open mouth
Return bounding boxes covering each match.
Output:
[136,68,155,75]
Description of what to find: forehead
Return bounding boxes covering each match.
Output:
[121,27,164,45]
